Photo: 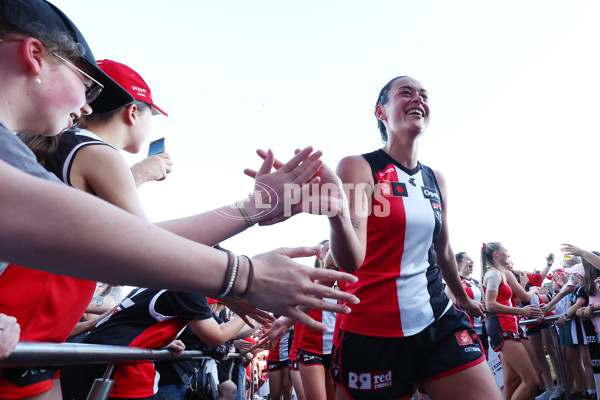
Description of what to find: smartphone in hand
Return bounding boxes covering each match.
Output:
[148,138,165,156]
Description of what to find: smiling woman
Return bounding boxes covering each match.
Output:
[323,76,502,400]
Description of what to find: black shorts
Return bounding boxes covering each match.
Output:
[297,348,332,369]
[0,366,60,399]
[332,305,485,399]
[489,330,522,352]
[479,323,489,352]
[525,322,550,336]
[267,360,288,372]
[288,357,299,371]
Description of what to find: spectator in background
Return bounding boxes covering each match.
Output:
[544,259,582,397]
[62,288,252,399]
[579,254,600,400]
[564,262,599,400]
[452,252,489,357]
[516,253,563,400]
[482,242,543,400]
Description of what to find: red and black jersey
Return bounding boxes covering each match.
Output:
[82,288,212,398]
[341,149,450,338]
[484,278,519,336]
[289,322,302,362]
[298,293,336,355]
[267,331,290,362]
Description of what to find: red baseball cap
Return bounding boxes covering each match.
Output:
[527,273,543,287]
[547,268,564,280]
[97,59,168,116]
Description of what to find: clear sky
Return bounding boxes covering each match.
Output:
[53,0,600,280]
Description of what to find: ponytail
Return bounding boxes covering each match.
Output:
[481,242,504,284]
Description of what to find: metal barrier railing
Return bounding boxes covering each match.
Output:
[0,342,252,400]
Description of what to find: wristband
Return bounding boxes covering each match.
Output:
[236,201,256,227]
[220,252,239,297]
[219,252,235,295]
[232,256,254,300]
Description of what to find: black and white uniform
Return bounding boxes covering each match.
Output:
[44,128,111,184]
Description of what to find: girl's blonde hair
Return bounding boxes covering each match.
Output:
[481,242,505,284]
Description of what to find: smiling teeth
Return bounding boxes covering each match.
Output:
[407,109,423,116]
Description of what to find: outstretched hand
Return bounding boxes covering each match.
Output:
[240,147,324,225]
[219,298,274,328]
[561,243,586,258]
[247,246,359,332]
[244,148,345,225]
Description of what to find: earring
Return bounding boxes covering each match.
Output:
[34,75,41,84]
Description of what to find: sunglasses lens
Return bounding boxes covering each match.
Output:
[86,85,103,104]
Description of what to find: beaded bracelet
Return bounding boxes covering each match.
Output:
[235,201,255,228]
[232,256,254,300]
[218,251,235,295]
[220,253,239,297]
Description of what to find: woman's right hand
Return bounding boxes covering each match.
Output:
[557,314,567,327]
[561,243,587,258]
[247,246,359,332]
[520,305,544,319]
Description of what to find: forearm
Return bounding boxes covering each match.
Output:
[487,302,524,316]
[219,317,248,344]
[68,319,96,339]
[231,323,260,340]
[0,166,230,294]
[86,295,116,314]
[439,255,469,304]
[155,201,251,246]
[328,213,364,273]
[566,306,579,319]
[68,308,112,339]
[582,251,600,270]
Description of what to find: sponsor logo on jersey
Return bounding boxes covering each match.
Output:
[377,181,392,196]
[455,330,474,346]
[409,177,416,186]
[376,165,396,180]
[348,370,393,390]
[392,182,408,197]
[422,187,440,201]
[377,181,408,197]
